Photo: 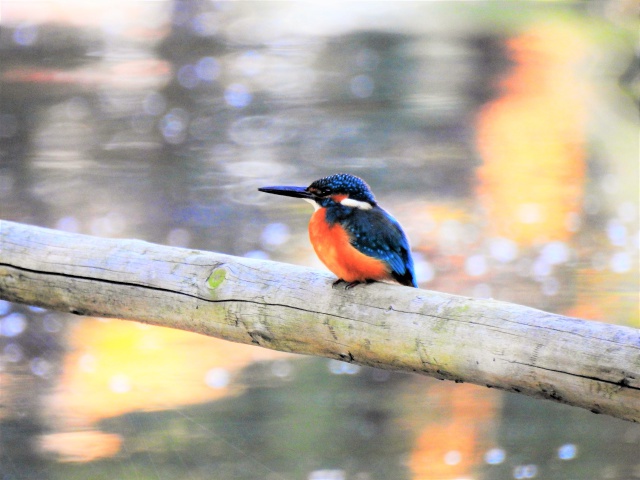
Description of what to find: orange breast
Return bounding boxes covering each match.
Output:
[308,208,390,283]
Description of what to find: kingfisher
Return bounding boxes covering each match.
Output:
[259,173,417,289]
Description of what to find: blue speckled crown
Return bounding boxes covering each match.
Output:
[308,174,376,204]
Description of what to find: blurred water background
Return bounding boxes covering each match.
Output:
[0,2,638,479]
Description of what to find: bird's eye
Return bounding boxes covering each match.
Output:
[309,187,330,197]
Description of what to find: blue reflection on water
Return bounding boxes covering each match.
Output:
[13,23,38,46]
[225,83,252,108]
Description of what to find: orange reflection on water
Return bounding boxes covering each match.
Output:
[476,23,589,245]
[39,430,122,463]
[409,383,499,479]
[44,318,288,460]
[565,268,640,326]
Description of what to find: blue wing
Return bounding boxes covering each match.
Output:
[343,206,417,287]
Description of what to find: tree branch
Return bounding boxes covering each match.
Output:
[1,219,638,422]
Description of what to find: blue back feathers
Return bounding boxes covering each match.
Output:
[343,206,417,287]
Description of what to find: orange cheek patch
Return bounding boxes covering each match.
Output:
[309,208,390,283]
[331,194,348,203]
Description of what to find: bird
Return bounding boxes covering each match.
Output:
[258,173,417,289]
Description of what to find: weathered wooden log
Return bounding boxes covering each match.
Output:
[0,219,638,421]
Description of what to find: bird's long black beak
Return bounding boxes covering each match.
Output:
[258,185,313,199]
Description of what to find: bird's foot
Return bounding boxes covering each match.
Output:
[333,279,376,289]
[332,279,347,289]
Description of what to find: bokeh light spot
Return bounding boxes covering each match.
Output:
[30,357,52,377]
[607,219,627,247]
[444,450,462,465]
[225,83,252,108]
[238,50,264,77]
[205,367,230,389]
[191,11,219,36]
[558,443,577,460]
[0,300,12,316]
[196,56,220,82]
[177,64,199,89]
[109,374,131,394]
[328,359,360,375]
[540,241,570,265]
[56,216,80,233]
[13,23,38,46]
[271,359,293,379]
[489,237,518,263]
[1,312,27,337]
[244,250,269,260]
[485,448,506,465]
[610,252,631,273]
[308,470,345,480]
[261,223,291,247]
[79,353,97,373]
[531,257,552,278]
[517,203,543,224]
[4,343,23,363]
[618,202,637,223]
[541,277,560,296]
[89,212,126,237]
[513,464,538,479]
[414,254,435,283]
[465,254,488,277]
[160,108,189,144]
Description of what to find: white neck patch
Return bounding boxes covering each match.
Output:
[340,198,373,210]
[304,198,321,211]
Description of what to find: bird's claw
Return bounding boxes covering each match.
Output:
[332,279,346,289]
[332,279,363,289]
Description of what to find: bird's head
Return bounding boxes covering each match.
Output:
[259,173,376,210]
